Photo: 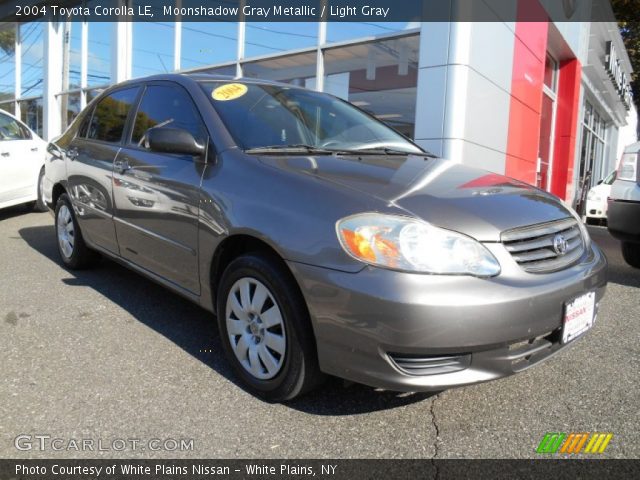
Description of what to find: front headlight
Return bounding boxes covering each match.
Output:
[567,206,591,250]
[587,190,600,201]
[336,213,501,277]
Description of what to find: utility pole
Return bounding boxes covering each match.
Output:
[61,22,70,129]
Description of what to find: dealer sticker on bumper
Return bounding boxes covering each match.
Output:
[562,291,595,344]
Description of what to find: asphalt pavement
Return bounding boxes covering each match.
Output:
[1,206,638,459]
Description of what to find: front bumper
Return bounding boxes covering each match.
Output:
[288,242,608,392]
[586,199,607,219]
[608,200,640,242]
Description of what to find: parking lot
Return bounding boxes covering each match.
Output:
[1,206,639,459]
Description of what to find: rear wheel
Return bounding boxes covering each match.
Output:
[217,253,324,401]
[621,242,640,269]
[54,193,99,269]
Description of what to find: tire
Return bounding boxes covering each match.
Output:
[621,242,640,269]
[216,253,324,401]
[54,193,99,269]
[34,167,47,212]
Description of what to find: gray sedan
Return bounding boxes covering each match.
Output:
[44,74,607,401]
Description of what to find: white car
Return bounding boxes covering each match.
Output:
[0,109,47,212]
[585,170,617,224]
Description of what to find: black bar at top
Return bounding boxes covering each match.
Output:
[0,0,624,23]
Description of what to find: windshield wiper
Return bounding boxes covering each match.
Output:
[244,144,337,155]
[349,147,437,157]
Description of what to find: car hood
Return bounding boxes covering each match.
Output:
[588,183,611,197]
[259,154,573,242]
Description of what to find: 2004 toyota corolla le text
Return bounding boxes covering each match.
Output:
[43,74,608,401]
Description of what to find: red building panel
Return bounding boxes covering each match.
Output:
[550,59,582,200]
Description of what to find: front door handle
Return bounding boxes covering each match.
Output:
[114,159,131,174]
[1,152,9,157]
[30,147,38,152]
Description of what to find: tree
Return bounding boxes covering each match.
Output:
[0,26,15,55]
[611,0,639,114]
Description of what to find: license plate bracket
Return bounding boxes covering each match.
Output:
[562,291,595,344]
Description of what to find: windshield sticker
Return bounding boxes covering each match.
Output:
[212,83,248,101]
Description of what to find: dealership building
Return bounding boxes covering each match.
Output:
[0,1,637,210]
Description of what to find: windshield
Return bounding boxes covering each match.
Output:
[603,170,617,185]
[200,81,422,154]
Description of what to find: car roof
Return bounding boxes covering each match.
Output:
[110,73,304,91]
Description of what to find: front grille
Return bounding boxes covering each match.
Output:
[501,218,585,273]
[388,353,470,376]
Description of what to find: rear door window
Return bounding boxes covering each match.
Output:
[87,87,139,143]
[0,112,31,141]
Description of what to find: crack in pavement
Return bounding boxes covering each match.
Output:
[429,393,441,479]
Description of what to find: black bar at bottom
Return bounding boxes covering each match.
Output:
[1,459,639,480]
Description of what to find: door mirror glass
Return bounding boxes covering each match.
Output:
[47,142,63,160]
[146,127,205,156]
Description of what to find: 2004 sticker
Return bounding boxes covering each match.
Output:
[212,83,247,101]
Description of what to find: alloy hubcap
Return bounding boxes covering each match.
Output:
[56,205,75,259]
[226,277,286,380]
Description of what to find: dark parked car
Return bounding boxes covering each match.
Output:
[44,74,607,401]
[608,141,640,268]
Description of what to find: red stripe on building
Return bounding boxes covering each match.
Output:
[550,59,582,200]
[505,11,548,185]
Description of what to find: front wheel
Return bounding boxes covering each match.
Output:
[217,254,324,401]
[621,242,640,269]
[34,167,47,212]
[54,193,99,269]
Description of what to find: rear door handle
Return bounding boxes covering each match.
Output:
[1,152,9,157]
[114,159,131,174]
[30,147,38,152]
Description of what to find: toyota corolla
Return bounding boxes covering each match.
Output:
[44,74,608,401]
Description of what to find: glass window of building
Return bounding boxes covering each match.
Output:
[20,22,44,98]
[0,103,15,115]
[323,35,419,138]
[65,22,83,90]
[59,92,82,131]
[576,100,608,213]
[543,54,557,90]
[196,64,237,77]
[86,2,111,87]
[19,97,43,137]
[181,23,239,70]
[537,53,558,191]
[326,22,418,44]
[132,21,175,78]
[0,23,16,102]
[244,22,318,58]
[242,51,316,85]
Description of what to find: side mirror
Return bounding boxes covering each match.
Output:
[146,127,205,156]
[47,142,63,160]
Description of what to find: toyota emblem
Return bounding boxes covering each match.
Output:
[553,234,569,255]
